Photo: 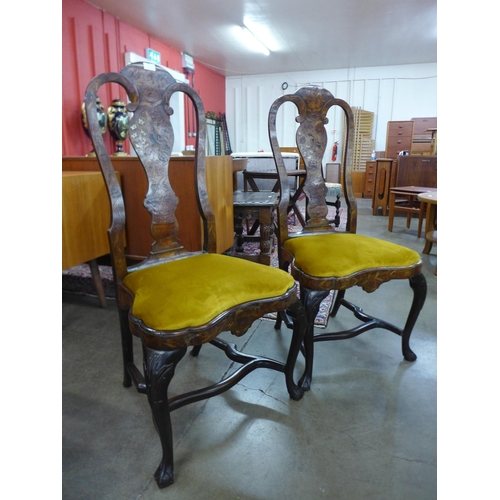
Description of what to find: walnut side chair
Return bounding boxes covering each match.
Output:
[268,86,427,390]
[84,62,307,489]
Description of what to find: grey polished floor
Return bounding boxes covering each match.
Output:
[62,198,437,500]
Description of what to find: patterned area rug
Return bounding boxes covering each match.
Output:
[62,204,346,328]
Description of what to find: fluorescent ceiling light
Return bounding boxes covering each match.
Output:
[239,25,270,56]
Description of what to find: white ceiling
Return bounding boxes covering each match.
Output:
[85,0,437,77]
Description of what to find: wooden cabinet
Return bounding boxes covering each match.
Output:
[394,155,437,188]
[385,121,414,159]
[364,161,376,199]
[62,156,234,259]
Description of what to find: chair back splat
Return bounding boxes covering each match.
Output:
[84,62,307,489]
[269,86,357,246]
[268,86,427,391]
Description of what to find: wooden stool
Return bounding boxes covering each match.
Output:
[388,186,437,237]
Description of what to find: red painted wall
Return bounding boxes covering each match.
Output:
[62,0,226,156]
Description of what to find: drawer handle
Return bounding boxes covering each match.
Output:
[422,160,430,163]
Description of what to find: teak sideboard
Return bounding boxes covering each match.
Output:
[62,156,234,260]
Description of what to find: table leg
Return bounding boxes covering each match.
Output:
[87,259,107,308]
[422,203,437,254]
[388,192,396,232]
[417,201,425,238]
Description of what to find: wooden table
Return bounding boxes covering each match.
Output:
[388,186,437,237]
[418,190,437,254]
[231,191,279,266]
[62,171,120,307]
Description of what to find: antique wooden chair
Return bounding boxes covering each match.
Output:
[84,62,307,489]
[268,86,427,389]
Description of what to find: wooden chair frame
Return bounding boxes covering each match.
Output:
[84,62,307,488]
[268,86,427,389]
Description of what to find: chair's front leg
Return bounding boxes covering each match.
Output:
[299,288,330,390]
[402,273,427,361]
[143,345,187,488]
[283,300,308,401]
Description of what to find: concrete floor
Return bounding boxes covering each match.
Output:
[62,198,437,499]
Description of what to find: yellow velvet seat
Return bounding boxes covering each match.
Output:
[124,254,295,331]
[268,86,427,391]
[284,233,421,278]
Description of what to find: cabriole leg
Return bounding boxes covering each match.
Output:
[299,287,330,390]
[401,273,427,361]
[283,300,307,400]
[143,345,187,488]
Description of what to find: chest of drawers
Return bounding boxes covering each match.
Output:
[364,160,376,199]
[385,121,414,159]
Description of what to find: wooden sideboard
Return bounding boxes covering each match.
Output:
[62,156,234,259]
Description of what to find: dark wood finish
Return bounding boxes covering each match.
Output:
[394,155,437,188]
[231,191,279,266]
[84,62,307,489]
[268,86,427,389]
[62,155,234,258]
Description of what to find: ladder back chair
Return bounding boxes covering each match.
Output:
[268,86,427,390]
[84,62,307,489]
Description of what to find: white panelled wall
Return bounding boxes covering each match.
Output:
[226,63,436,169]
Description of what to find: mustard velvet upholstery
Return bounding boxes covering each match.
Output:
[284,233,421,277]
[123,254,295,331]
